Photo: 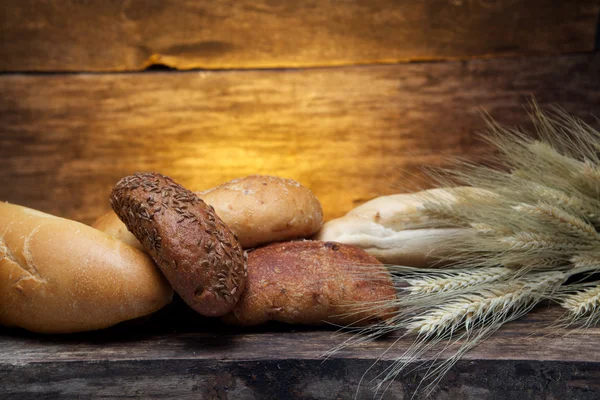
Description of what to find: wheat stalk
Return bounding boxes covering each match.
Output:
[407,272,566,337]
[552,283,600,330]
[513,203,600,242]
[570,254,600,272]
[369,272,567,398]
[405,267,514,295]
[328,104,600,398]
[561,285,600,318]
[501,232,595,252]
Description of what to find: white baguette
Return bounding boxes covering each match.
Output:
[316,188,474,267]
[0,202,173,333]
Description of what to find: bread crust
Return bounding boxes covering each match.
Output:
[0,202,173,333]
[111,172,247,317]
[92,210,143,251]
[198,175,323,248]
[222,240,397,326]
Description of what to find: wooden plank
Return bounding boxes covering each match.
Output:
[0,0,598,72]
[1,306,599,399]
[0,54,599,225]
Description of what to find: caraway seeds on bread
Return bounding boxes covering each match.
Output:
[111,172,247,317]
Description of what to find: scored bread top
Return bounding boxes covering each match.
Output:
[0,201,173,333]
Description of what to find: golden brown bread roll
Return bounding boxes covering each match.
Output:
[110,172,247,317]
[222,240,397,326]
[0,202,173,333]
[95,175,324,250]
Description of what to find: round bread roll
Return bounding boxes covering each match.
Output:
[0,202,173,333]
[197,175,323,248]
[316,188,475,267]
[111,172,247,317]
[92,210,143,251]
[222,240,397,327]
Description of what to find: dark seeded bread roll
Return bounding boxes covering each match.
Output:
[222,240,397,326]
[111,172,247,317]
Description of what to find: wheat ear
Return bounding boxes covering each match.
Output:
[372,272,566,398]
[561,285,600,323]
[404,267,515,295]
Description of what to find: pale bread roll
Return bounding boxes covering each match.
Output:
[316,188,475,267]
[0,202,173,333]
[94,175,323,250]
[92,209,144,251]
[198,175,323,248]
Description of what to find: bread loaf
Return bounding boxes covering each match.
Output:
[316,188,474,266]
[96,175,324,250]
[0,202,173,333]
[222,240,396,326]
[110,172,247,317]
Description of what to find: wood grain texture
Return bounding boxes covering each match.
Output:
[1,306,599,399]
[1,54,599,224]
[0,0,598,72]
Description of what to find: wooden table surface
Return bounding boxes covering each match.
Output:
[1,304,599,400]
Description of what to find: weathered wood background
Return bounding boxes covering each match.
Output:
[1,0,600,398]
[1,0,597,71]
[0,0,599,223]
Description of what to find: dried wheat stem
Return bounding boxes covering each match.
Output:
[407,272,566,337]
[405,267,514,295]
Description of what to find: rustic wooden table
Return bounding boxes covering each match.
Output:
[1,305,598,399]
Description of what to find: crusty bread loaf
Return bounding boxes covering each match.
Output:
[96,175,324,250]
[111,172,247,317]
[222,241,397,327]
[315,188,474,266]
[198,175,323,248]
[0,202,173,333]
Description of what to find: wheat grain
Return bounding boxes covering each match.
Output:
[570,254,600,272]
[406,272,565,337]
[405,267,514,295]
[501,232,594,252]
[561,285,600,317]
[528,184,600,227]
[518,257,569,272]
[513,203,600,242]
